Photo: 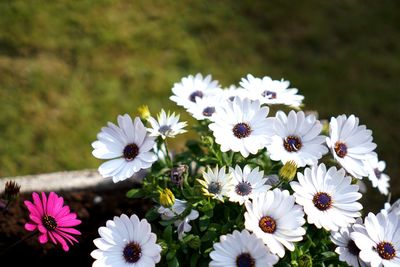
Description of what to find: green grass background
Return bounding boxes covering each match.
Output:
[0,0,399,201]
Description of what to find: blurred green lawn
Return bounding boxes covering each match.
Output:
[0,1,399,199]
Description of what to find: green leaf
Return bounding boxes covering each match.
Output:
[190,254,199,267]
[320,251,337,258]
[199,215,210,232]
[126,188,145,198]
[201,230,217,242]
[145,208,159,222]
[167,257,179,267]
[183,234,201,249]
[159,219,175,227]
[163,225,173,243]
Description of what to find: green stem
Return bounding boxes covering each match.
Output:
[271,180,284,190]
[0,230,39,256]
[163,140,173,168]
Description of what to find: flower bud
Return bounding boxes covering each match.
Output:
[298,254,313,267]
[157,239,168,255]
[170,165,188,187]
[159,188,175,208]
[279,160,298,182]
[137,105,151,120]
[4,180,21,201]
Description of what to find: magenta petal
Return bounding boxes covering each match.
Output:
[24,201,41,218]
[57,213,77,223]
[41,192,48,214]
[52,232,70,251]
[58,218,81,227]
[46,192,57,215]
[39,233,48,244]
[38,225,47,234]
[29,214,42,224]
[54,206,70,219]
[48,231,57,245]
[52,196,64,215]
[55,230,79,245]
[25,223,37,231]
[58,227,81,235]
[32,192,44,216]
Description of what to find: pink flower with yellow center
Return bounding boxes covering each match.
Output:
[24,192,81,251]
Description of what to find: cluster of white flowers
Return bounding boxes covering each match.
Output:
[89,73,396,267]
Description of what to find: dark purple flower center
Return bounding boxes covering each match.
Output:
[208,182,221,194]
[259,216,277,234]
[377,241,396,260]
[232,123,251,139]
[261,90,277,99]
[42,215,57,230]
[236,253,255,267]
[158,125,171,135]
[189,90,203,102]
[283,136,302,152]
[235,181,252,196]
[123,242,142,263]
[202,107,215,117]
[347,240,361,256]
[123,143,139,161]
[334,141,347,158]
[374,168,382,179]
[313,192,332,211]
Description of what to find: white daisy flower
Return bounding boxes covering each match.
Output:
[351,212,400,267]
[91,214,161,267]
[197,166,233,202]
[244,188,306,258]
[209,97,275,158]
[209,229,279,267]
[219,85,248,101]
[186,95,221,121]
[267,110,328,167]
[157,199,187,220]
[239,74,304,107]
[330,218,367,267]
[147,109,187,139]
[174,209,199,240]
[365,157,390,196]
[170,73,221,109]
[92,114,157,183]
[228,165,270,205]
[290,163,363,231]
[326,114,377,178]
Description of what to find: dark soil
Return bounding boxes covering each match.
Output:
[0,185,152,266]
[0,181,394,266]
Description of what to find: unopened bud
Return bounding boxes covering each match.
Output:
[4,181,21,201]
[170,165,188,187]
[298,254,312,267]
[279,160,298,182]
[159,188,175,208]
[157,239,168,255]
[137,105,151,120]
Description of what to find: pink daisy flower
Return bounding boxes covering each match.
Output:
[24,192,81,251]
